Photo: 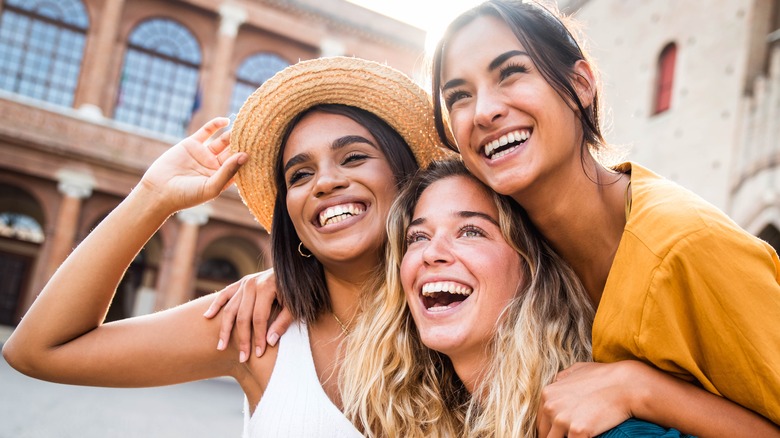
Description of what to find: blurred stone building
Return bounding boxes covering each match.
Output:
[0,0,425,325]
[562,0,780,251]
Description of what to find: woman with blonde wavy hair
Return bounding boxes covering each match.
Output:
[340,158,595,437]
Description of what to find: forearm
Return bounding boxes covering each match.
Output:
[3,186,172,372]
[631,362,780,437]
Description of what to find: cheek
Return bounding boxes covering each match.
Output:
[495,258,523,303]
[450,111,472,146]
[399,253,417,301]
[285,192,305,226]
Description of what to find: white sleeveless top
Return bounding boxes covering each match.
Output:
[242,321,363,437]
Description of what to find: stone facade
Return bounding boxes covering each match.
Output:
[561,0,780,248]
[0,0,425,324]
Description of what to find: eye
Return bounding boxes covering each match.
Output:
[443,90,471,110]
[405,230,429,246]
[459,224,486,238]
[287,169,313,187]
[342,152,370,165]
[499,62,529,81]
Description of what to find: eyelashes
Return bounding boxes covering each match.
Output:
[404,224,488,246]
[441,61,530,110]
[286,152,372,187]
[499,62,529,80]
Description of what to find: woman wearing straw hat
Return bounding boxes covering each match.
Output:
[2,56,447,437]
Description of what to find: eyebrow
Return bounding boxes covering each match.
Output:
[283,135,376,174]
[407,210,499,228]
[441,49,530,92]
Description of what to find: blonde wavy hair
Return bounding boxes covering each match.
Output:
[340,159,594,437]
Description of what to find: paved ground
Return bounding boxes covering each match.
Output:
[0,327,244,438]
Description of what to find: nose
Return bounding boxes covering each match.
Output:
[421,234,455,266]
[473,87,507,128]
[313,163,349,198]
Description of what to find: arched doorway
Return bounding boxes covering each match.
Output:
[195,236,264,298]
[0,184,45,325]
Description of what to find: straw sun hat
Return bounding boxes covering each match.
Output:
[230,56,452,231]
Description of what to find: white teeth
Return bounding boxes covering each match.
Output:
[427,304,458,312]
[421,281,473,297]
[318,203,366,226]
[483,129,530,158]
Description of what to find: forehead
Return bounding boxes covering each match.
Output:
[442,15,526,78]
[282,111,375,161]
[413,175,497,219]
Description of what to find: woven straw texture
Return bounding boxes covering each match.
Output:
[231,56,452,231]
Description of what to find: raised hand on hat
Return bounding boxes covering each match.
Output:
[139,117,248,215]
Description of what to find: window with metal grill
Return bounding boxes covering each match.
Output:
[114,18,201,138]
[228,53,289,117]
[0,0,88,107]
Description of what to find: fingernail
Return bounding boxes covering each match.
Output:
[239,351,247,363]
[256,346,263,357]
[267,332,279,347]
[203,309,212,317]
[217,339,225,351]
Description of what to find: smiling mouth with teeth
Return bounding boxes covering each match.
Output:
[483,129,530,160]
[318,203,366,227]
[421,281,473,312]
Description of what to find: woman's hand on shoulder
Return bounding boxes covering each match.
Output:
[203,269,293,362]
[537,361,637,438]
[137,117,247,214]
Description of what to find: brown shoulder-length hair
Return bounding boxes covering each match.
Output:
[431,0,605,154]
[271,104,419,323]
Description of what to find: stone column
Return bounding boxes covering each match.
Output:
[75,0,126,117]
[46,170,95,278]
[160,205,210,309]
[197,3,247,123]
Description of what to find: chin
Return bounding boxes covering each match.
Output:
[419,328,466,355]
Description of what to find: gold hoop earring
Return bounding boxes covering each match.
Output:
[297,242,312,258]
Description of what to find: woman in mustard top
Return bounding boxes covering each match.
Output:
[428,0,780,435]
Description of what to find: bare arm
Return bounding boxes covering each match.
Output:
[537,360,780,438]
[2,118,249,387]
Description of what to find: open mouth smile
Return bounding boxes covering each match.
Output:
[421,281,473,312]
[482,129,530,160]
[318,202,366,227]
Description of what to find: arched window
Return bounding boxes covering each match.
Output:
[653,42,677,114]
[0,0,89,107]
[114,18,201,138]
[0,212,44,243]
[229,53,289,116]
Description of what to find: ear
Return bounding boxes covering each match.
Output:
[571,60,596,110]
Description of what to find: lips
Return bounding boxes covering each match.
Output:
[317,202,367,227]
[481,129,531,160]
[420,280,473,312]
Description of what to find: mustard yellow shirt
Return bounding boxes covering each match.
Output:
[595,162,780,424]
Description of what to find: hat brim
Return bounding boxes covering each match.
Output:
[231,56,452,231]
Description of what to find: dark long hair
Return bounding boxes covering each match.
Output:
[271,104,418,323]
[431,0,605,154]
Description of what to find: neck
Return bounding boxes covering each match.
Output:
[449,350,489,395]
[322,268,365,329]
[514,158,628,305]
